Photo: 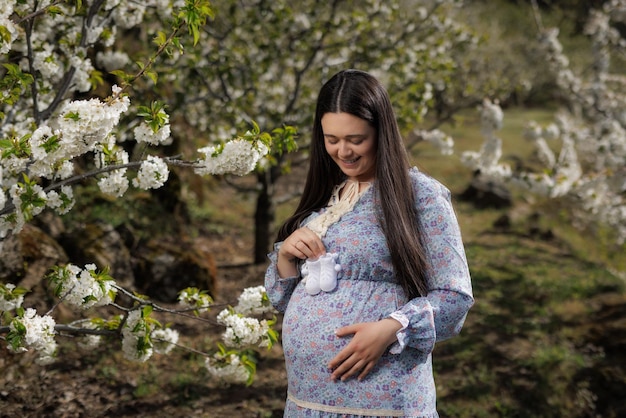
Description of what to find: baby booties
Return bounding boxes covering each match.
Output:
[304,253,341,295]
[319,253,340,292]
[303,257,321,295]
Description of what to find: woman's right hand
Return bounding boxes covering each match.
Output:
[277,227,326,278]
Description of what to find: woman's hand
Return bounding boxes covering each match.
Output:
[328,318,402,381]
[277,227,326,278]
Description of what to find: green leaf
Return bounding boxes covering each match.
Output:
[47,6,62,16]
[63,111,81,121]
[110,69,133,84]
[89,69,104,89]
[177,0,215,46]
[0,25,12,44]
[153,31,168,47]
[146,70,158,85]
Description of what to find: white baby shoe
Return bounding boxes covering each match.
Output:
[304,257,321,295]
[303,253,341,295]
[319,253,341,292]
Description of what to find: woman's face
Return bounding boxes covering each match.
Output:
[321,112,377,182]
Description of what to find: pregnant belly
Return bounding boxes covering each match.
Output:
[281,280,400,375]
[279,283,425,412]
[281,290,347,371]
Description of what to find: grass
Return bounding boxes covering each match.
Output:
[434,228,624,417]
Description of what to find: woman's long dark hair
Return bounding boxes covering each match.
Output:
[276,69,429,298]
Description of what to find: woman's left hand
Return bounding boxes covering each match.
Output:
[328,318,402,381]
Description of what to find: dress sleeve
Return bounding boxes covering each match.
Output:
[388,171,474,355]
[264,242,301,313]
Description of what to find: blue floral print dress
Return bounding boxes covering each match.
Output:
[265,168,474,418]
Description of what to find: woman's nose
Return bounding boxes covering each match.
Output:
[338,141,352,156]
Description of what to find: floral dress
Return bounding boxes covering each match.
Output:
[265,168,474,418]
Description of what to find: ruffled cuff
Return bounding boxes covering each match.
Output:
[268,243,302,280]
[265,244,301,312]
[388,311,410,354]
[387,300,436,355]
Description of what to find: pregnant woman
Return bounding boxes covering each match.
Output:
[265,69,474,417]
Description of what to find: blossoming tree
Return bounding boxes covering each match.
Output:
[0,0,287,384]
[461,0,626,246]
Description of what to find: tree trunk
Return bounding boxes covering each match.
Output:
[254,169,276,264]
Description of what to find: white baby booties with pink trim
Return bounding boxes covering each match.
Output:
[304,253,341,295]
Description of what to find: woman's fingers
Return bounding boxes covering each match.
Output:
[289,227,326,260]
[292,239,310,259]
[328,320,401,381]
[277,228,326,277]
[330,354,370,381]
[358,362,375,381]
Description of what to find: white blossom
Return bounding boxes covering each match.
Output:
[133,121,172,146]
[205,352,250,384]
[77,320,102,350]
[121,310,153,362]
[56,160,75,180]
[32,45,62,82]
[418,129,454,156]
[53,86,130,159]
[524,121,557,167]
[151,328,179,354]
[29,125,55,162]
[9,308,57,365]
[132,156,169,190]
[97,169,129,197]
[0,283,24,312]
[53,263,117,309]
[0,1,18,54]
[45,185,75,214]
[95,147,130,197]
[196,139,269,176]
[178,287,212,313]
[233,286,275,316]
[111,2,148,29]
[509,172,553,197]
[479,98,503,137]
[10,182,47,218]
[217,309,272,348]
[96,50,130,71]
